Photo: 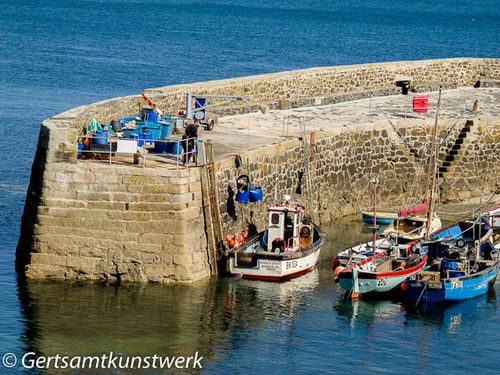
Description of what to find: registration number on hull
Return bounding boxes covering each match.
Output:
[451,280,463,289]
[259,260,280,273]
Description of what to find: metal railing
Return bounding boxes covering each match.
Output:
[77,135,206,170]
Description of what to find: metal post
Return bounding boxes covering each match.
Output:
[372,178,378,270]
[176,141,179,171]
[202,140,207,167]
[186,93,193,120]
[353,268,359,294]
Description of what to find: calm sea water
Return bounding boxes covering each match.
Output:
[0,0,499,374]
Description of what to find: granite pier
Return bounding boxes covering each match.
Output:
[17,58,500,283]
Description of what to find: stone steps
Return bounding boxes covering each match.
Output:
[438,120,474,180]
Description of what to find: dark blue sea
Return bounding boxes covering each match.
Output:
[0,1,499,374]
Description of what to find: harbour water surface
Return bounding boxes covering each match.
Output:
[1,1,499,374]
[10,216,500,374]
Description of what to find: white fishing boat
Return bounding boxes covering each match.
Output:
[227,195,325,281]
[333,210,441,273]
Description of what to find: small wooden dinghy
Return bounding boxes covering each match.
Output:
[362,211,398,225]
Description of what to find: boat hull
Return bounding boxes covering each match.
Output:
[407,262,499,303]
[229,245,322,282]
[333,238,394,269]
[338,255,428,294]
[362,212,397,225]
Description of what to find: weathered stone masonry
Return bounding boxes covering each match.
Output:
[17,58,500,283]
[21,163,208,283]
[215,118,500,237]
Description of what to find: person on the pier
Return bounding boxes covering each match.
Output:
[182,119,199,164]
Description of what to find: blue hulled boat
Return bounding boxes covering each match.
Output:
[407,260,498,303]
[406,212,500,305]
[361,211,398,225]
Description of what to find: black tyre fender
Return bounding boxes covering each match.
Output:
[205,119,215,131]
[299,225,311,238]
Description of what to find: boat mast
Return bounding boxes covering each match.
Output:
[425,89,442,238]
[372,177,378,270]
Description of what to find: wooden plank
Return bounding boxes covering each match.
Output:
[200,164,218,275]
[206,140,225,260]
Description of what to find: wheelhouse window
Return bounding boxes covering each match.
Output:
[271,213,280,225]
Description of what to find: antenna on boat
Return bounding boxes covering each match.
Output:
[425,89,442,238]
[372,177,379,270]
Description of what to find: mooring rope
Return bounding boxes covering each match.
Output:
[415,281,429,307]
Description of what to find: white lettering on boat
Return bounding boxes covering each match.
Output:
[259,260,280,273]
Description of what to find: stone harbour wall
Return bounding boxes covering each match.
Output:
[18,160,209,283]
[145,58,500,115]
[215,117,500,237]
[17,58,500,283]
[214,124,420,236]
[40,58,500,138]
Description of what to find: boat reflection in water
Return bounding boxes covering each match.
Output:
[334,298,405,329]
[16,270,320,367]
[404,288,497,333]
[227,269,320,320]
[333,266,498,330]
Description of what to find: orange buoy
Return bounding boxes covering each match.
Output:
[225,234,235,249]
[333,266,345,280]
[400,281,409,293]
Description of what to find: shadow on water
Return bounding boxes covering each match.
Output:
[15,269,321,373]
[17,278,230,356]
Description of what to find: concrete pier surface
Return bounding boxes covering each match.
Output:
[207,88,500,159]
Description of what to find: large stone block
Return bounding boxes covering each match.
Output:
[66,255,98,270]
[25,264,68,279]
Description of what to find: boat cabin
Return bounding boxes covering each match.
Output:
[390,217,425,233]
[487,207,500,233]
[382,214,440,243]
[267,197,308,253]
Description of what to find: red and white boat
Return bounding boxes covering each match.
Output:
[227,196,325,281]
[336,178,429,298]
[337,248,428,295]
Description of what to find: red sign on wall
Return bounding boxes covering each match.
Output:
[413,95,428,113]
